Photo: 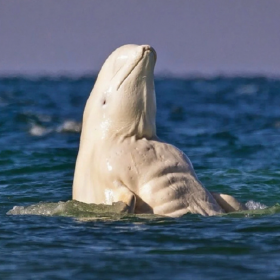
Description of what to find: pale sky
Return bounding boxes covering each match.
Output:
[1,0,280,76]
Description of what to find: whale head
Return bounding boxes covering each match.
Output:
[83,44,157,142]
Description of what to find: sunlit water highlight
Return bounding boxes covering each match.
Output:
[1,76,280,279]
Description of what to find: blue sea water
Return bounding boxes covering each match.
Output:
[0,76,280,279]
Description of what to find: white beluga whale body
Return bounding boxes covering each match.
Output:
[73,44,245,217]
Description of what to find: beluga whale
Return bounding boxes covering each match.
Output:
[73,44,246,217]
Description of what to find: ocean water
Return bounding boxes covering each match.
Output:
[0,76,280,279]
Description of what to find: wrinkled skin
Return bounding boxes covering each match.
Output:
[73,44,246,217]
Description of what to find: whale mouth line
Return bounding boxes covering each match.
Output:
[149,47,157,62]
[117,47,154,91]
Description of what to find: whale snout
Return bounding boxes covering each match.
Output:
[141,45,157,62]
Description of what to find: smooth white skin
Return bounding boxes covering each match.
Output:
[73,44,244,217]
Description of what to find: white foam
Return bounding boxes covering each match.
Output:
[236,84,258,95]
[245,200,267,210]
[56,120,81,133]
[29,124,52,136]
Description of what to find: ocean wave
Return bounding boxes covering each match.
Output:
[29,120,81,136]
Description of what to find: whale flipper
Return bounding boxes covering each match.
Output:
[211,192,248,213]
[113,182,136,214]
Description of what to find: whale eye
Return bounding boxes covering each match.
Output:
[101,92,108,107]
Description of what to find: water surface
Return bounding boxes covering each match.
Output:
[0,76,280,279]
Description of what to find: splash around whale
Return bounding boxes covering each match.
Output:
[7,199,269,219]
[72,44,248,217]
